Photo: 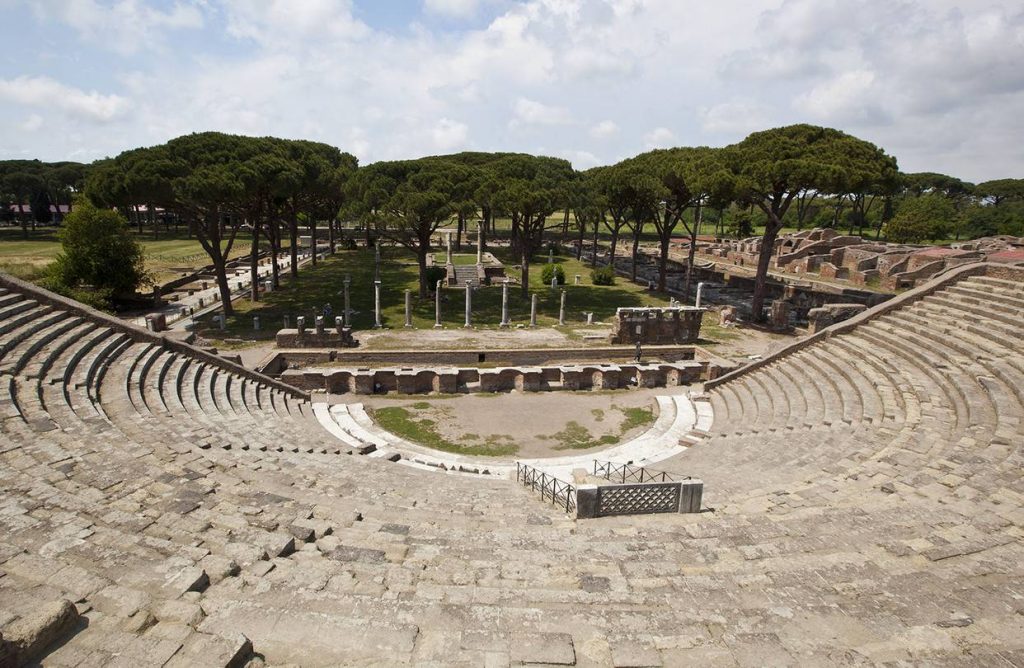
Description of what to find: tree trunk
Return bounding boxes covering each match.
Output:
[329,218,336,254]
[658,236,670,293]
[417,247,429,299]
[250,222,260,302]
[213,255,234,317]
[289,211,299,278]
[750,220,782,322]
[520,249,530,299]
[269,224,280,288]
[18,204,28,240]
[609,229,619,269]
[682,203,702,299]
[456,213,464,252]
[591,218,599,268]
[310,218,317,266]
[575,215,584,260]
[630,225,641,283]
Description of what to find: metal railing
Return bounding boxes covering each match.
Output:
[592,460,689,484]
[516,462,576,514]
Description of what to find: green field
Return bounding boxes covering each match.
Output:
[0,225,263,284]
[195,246,676,340]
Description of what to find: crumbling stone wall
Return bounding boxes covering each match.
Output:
[609,307,705,344]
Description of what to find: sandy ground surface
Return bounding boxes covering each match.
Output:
[343,386,687,458]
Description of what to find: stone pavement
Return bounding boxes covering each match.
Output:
[1,264,1023,666]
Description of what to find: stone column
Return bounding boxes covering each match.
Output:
[695,282,705,308]
[476,222,483,264]
[548,247,554,264]
[558,289,566,326]
[446,232,453,265]
[500,280,510,327]
[434,280,443,328]
[373,280,382,328]
[315,315,325,335]
[404,290,412,328]
[464,283,472,328]
[530,294,538,327]
[343,275,351,327]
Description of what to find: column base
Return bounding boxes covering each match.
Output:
[434,324,443,329]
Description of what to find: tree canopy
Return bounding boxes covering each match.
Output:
[726,124,898,320]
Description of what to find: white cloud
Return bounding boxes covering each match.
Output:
[643,127,676,149]
[559,149,601,168]
[32,0,204,54]
[223,0,369,44]
[432,118,469,150]
[698,101,771,136]
[424,0,478,19]
[20,114,44,132]
[511,98,574,127]
[0,76,129,122]
[590,120,618,139]
[794,69,885,124]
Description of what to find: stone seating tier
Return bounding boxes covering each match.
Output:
[2,262,1024,666]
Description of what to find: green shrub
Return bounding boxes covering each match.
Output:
[541,263,565,285]
[591,266,615,285]
[49,199,148,309]
[424,265,446,288]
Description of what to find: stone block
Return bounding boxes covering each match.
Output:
[164,566,209,596]
[679,479,703,513]
[510,632,576,665]
[576,485,599,519]
[1,599,80,666]
[197,555,240,584]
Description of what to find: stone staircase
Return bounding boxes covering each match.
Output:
[450,264,478,286]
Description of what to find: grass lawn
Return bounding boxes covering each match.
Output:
[197,246,674,339]
[0,225,258,284]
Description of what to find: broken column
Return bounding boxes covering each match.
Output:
[500,279,510,327]
[530,293,538,327]
[434,280,443,328]
[373,280,382,328]
[558,289,566,326]
[343,274,351,327]
[464,283,473,328]
[404,289,412,328]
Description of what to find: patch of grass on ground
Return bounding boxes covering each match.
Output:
[543,403,657,450]
[371,404,518,456]
[616,405,655,433]
[544,421,619,450]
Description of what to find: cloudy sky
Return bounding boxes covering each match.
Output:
[1,0,1022,181]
